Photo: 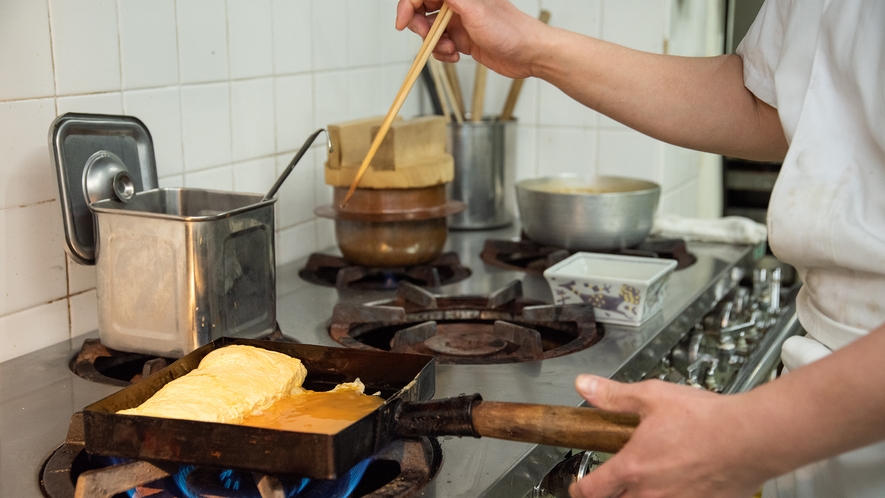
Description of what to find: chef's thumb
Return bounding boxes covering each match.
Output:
[575,374,644,414]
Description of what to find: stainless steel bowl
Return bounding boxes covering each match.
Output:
[515,175,660,251]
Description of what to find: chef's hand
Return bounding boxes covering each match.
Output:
[394,0,550,79]
[569,375,766,498]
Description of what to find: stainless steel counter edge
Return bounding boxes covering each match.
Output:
[478,242,762,498]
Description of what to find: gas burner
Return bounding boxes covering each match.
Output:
[70,327,296,387]
[480,235,697,275]
[330,280,601,364]
[40,413,441,498]
[298,252,471,290]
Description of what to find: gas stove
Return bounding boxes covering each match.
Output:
[0,224,799,497]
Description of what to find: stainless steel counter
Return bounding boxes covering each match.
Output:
[0,225,759,497]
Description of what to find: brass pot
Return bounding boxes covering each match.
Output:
[335,217,449,267]
[315,185,465,267]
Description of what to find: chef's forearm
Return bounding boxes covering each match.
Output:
[735,323,885,479]
[531,28,788,162]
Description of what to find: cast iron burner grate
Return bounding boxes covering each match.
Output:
[40,413,441,498]
[298,252,471,290]
[70,327,296,387]
[329,280,601,364]
[480,235,697,275]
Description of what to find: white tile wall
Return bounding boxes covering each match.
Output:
[0,202,67,316]
[274,75,314,153]
[48,0,121,96]
[57,93,124,116]
[0,0,55,100]
[123,88,185,178]
[70,290,99,338]
[176,0,230,84]
[227,0,275,79]
[233,157,277,195]
[231,78,276,161]
[181,82,232,170]
[0,100,58,210]
[0,0,721,361]
[0,299,68,363]
[119,0,180,90]
[275,150,316,230]
[271,0,313,75]
[312,0,348,72]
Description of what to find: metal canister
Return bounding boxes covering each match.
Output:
[446,119,515,230]
[50,113,277,357]
[90,189,276,357]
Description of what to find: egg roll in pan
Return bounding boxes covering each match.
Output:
[82,337,636,480]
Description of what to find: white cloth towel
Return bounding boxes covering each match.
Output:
[651,215,768,245]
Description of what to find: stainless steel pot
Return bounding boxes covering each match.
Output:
[90,188,276,357]
[50,113,279,357]
[515,175,660,251]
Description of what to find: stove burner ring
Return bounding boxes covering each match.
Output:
[69,327,294,386]
[424,331,507,356]
[330,280,601,364]
[40,414,442,498]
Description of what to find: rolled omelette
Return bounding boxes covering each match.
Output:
[117,345,307,424]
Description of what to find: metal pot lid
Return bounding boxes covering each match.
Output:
[49,113,159,265]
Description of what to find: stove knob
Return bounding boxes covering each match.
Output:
[533,451,602,498]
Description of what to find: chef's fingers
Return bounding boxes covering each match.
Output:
[575,375,652,415]
[569,474,627,498]
[395,0,445,31]
[444,14,473,55]
[396,1,459,57]
[433,34,460,62]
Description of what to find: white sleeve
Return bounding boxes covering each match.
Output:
[735,0,793,108]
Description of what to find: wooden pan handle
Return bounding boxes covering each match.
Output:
[472,401,638,454]
[393,395,638,454]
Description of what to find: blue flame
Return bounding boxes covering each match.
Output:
[172,465,199,498]
[298,457,372,498]
[158,457,371,498]
[382,271,398,290]
[104,457,137,498]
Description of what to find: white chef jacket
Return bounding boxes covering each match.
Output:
[736,0,885,496]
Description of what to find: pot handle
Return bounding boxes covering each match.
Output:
[263,128,333,202]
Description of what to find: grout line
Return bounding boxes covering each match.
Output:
[44,0,59,101]
[115,0,124,91]
[223,0,234,189]
[173,0,187,178]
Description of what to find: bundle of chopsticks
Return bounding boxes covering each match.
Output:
[341,4,549,207]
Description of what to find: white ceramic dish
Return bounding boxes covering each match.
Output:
[543,253,678,326]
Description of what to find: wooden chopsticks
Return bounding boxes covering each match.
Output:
[341,4,454,207]
[429,58,463,123]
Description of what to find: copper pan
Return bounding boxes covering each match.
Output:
[315,186,465,267]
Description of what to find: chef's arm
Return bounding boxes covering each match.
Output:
[395,0,788,163]
[570,322,885,498]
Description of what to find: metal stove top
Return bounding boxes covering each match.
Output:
[0,224,762,497]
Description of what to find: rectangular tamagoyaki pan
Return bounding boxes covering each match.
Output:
[83,337,637,479]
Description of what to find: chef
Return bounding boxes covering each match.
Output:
[395,1,885,496]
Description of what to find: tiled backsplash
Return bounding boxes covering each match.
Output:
[0,0,723,361]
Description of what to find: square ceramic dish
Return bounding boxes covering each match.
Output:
[543,253,678,326]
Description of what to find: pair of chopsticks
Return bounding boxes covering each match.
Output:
[427,58,463,124]
[341,3,454,207]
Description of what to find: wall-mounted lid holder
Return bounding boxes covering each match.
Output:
[49,113,159,265]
